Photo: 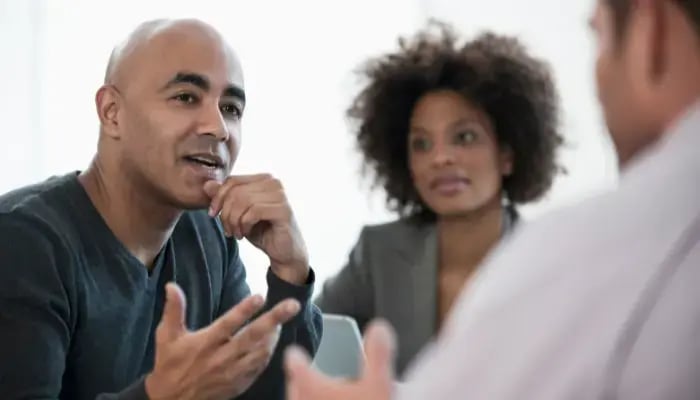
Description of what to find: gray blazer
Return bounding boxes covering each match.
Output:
[315,210,516,377]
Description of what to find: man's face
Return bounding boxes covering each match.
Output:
[112,28,245,209]
[591,0,664,165]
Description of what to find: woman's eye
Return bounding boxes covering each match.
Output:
[455,130,477,144]
[410,137,432,152]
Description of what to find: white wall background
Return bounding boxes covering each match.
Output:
[0,0,616,296]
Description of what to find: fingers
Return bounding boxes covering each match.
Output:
[284,321,396,400]
[285,346,314,400]
[234,299,300,348]
[212,321,281,380]
[206,174,279,218]
[203,180,222,201]
[211,339,278,397]
[239,202,289,238]
[361,320,397,385]
[285,346,355,400]
[156,282,188,342]
[220,193,288,239]
[233,335,278,379]
[219,190,282,239]
[206,176,288,239]
[284,346,312,375]
[204,294,265,344]
[219,196,249,239]
[213,300,297,371]
[207,180,235,219]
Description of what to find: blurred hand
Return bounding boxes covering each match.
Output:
[284,320,397,400]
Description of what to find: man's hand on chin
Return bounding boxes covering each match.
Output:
[204,175,310,286]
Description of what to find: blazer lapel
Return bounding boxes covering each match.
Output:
[402,225,438,369]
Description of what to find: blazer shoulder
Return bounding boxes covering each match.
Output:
[358,218,434,252]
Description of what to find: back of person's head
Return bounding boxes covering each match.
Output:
[348,20,563,223]
[592,0,700,165]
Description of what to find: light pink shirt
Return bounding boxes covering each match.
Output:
[398,103,700,399]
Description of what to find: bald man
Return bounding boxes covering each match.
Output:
[0,19,321,400]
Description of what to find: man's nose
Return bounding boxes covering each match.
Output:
[197,103,229,141]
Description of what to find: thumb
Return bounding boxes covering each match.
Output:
[284,345,313,379]
[284,346,316,400]
[361,319,396,385]
[203,180,222,199]
[158,282,187,341]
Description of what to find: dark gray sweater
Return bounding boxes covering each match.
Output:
[0,173,322,399]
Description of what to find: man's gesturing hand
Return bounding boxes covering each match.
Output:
[145,283,301,400]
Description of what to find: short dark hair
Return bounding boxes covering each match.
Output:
[607,0,700,38]
[348,21,563,222]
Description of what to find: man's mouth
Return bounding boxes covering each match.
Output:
[183,154,225,169]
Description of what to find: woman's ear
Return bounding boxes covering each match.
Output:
[500,146,514,177]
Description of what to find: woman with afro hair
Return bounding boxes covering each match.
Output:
[315,21,564,376]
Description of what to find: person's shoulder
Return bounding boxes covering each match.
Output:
[354,217,433,256]
[361,218,431,240]
[0,172,79,217]
[0,179,81,316]
[474,182,680,295]
[0,199,76,278]
[500,192,623,258]
[0,173,80,242]
[510,160,698,261]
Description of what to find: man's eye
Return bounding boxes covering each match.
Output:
[220,103,242,118]
[173,93,197,104]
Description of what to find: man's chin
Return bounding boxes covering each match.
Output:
[170,190,212,211]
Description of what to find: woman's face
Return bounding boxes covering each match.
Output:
[408,90,513,218]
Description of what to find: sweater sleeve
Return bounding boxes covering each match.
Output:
[217,242,322,400]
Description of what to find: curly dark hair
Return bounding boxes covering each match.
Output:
[348,21,564,222]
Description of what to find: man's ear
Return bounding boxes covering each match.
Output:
[95,85,122,139]
[626,0,668,93]
[646,0,668,85]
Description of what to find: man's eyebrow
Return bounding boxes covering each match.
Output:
[223,85,246,104]
[160,72,210,92]
[160,71,245,103]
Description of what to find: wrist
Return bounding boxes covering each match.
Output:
[270,262,309,286]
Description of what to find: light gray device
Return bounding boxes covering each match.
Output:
[312,314,365,379]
